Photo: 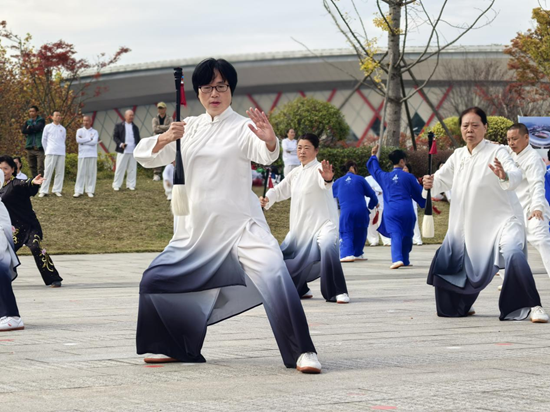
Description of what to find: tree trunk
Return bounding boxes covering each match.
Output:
[384,2,403,147]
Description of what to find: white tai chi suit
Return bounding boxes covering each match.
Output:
[365,175,391,246]
[162,163,174,200]
[506,144,550,278]
[74,126,99,196]
[427,139,543,320]
[282,138,300,177]
[133,106,316,367]
[265,159,348,301]
[40,123,66,195]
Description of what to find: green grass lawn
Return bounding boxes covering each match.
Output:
[25,177,448,255]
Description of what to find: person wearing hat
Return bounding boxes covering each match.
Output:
[151,102,172,181]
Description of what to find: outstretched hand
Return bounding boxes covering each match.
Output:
[318,159,334,182]
[488,157,507,180]
[246,108,277,151]
[32,174,44,185]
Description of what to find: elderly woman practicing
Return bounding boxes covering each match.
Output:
[423,107,548,322]
[134,58,321,373]
[260,133,350,304]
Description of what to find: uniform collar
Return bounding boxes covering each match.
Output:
[203,106,234,124]
[301,158,319,170]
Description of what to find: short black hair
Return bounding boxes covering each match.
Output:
[0,155,17,172]
[405,163,413,174]
[29,105,39,112]
[508,123,529,136]
[192,58,238,97]
[459,107,488,126]
[341,160,357,174]
[388,149,407,165]
[297,133,319,149]
[52,109,61,116]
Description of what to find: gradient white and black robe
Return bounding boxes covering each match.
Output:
[427,139,542,319]
[133,107,316,366]
[265,159,348,301]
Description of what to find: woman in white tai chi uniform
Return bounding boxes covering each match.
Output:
[260,133,350,304]
[424,107,548,322]
[133,58,321,373]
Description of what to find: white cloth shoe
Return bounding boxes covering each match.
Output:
[468,307,476,316]
[390,261,404,269]
[340,256,355,262]
[53,192,62,197]
[301,289,313,299]
[530,306,549,323]
[336,293,350,304]
[87,193,94,198]
[153,175,161,182]
[0,316,24,331]
[296,352,321,374]
[497,284,502,291]
[113,187,120,191]
[128,187,136,191]
[73,193,81,198]
[38,193,46,198]
[354,254,368,261]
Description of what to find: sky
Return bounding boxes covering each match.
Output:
[1,0,545,67]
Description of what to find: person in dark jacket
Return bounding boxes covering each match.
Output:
[0,155,63,287]
[21,106,46,178]
[112,110,140,191]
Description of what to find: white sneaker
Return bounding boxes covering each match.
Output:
[530,306,549,323]
[296,352,321,374]
[497,284,502,291]
[468,307,475,316]
[73,193,81,198]
[87,193,94,198]
[54,192,62,197]
[340,256,355,262]
[128,187,136,191]
[113,187,120,192]
[38,193,46,198]
[336,293,350,304]
[354,254,368,261]
[390,261,404,269]
[301,289,313,299]
[0,316,24,331]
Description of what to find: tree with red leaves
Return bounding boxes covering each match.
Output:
[0,21,130,154]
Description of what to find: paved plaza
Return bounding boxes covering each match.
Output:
[1,245,550,412]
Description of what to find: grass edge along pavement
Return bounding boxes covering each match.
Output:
[26,176,449,256]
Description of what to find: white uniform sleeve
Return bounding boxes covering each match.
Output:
[42,124,50,152]
[133,136,177,169]
[524,156,547,213]
[264,172,293,210]
[496,147,522,191]
[431,152,456,194]
[239,123,280,165]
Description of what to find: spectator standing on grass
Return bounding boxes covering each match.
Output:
[151,102,172,182]
[21,106,45,178]
[0,155,63,288]
[74,115,99,198]
[113,110,140,191]
[39,110,66,198]
[13,157,27,180]
[282,128,300,178]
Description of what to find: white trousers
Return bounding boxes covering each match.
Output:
[74,157,97,195]
[367,208,391,246]
[40,155,65,194]
[284,164,299,178]
[412,202,422,245]
[526,215,550,278]
[112,153,137,190]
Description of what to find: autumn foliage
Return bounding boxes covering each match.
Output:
[0,21,130,155]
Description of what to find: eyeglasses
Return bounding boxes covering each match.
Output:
[199,84,230,94]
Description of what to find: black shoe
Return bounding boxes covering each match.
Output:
[50,281,62,288]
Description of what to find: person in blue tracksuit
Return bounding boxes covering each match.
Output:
[367,145,426,269]
[333,161,378,262]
